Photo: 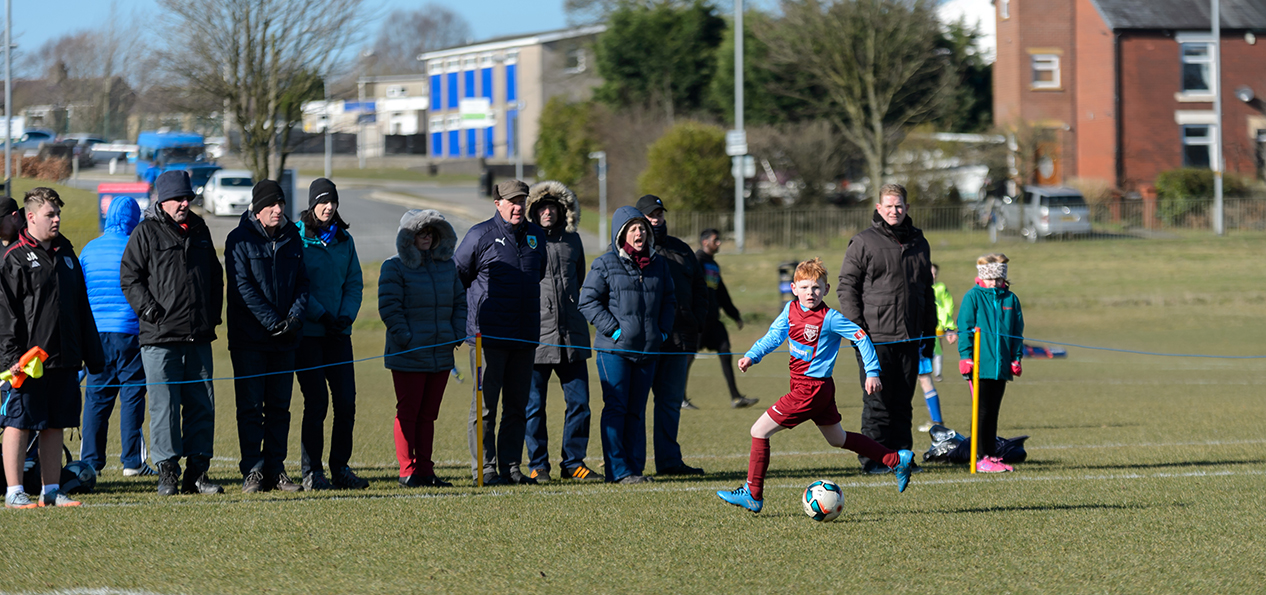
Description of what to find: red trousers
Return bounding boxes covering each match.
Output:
[392,371,450,477]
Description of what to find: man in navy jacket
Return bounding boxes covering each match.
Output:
[454,179,546,485]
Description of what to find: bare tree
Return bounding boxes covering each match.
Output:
[360,4,472,75]
[159,0,372,181]
[760,0,953,200]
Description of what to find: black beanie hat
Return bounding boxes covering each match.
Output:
[155,171,195,203]
[251,180,285,214]
[309,178,338,210]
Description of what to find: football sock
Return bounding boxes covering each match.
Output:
[843,432,902,469]
[924,389,943,424]
[747,437,770,500]
[6,485,21,497]
[43,484,59,495]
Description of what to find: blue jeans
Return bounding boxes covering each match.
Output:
[524,359,592,473]
[82,332,148,471]
[651,352,690,472]
[142,343,216,472]
[596,352,656,482]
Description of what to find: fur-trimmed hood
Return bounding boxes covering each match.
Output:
[526,180,579,234]
[396,208,457,268]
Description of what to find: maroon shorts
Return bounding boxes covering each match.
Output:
[766,376,840,428]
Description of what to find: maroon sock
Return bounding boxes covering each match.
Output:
[843,432,901,468]
[747,437,771,500]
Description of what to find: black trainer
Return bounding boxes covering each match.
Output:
[507,468,538,485]
[657,463,705,476]
[617,475,654,484]
[303,471,334,491]
[330,466,369,490]
[274,472,303,492]
[242,470,265,494]
[182,471,224,495]
[399,474,454,488]
[156,461,181,496]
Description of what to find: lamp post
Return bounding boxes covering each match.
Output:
[4,0,11,198]
[324,79,332,179]
[733,0,746,252]
[514,100,526,180]
[589,150,608,244]
[1212,0,1224,236]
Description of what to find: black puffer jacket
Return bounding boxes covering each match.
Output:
[837,214,936,351]
[0,229,104,372]
[652,229,707,353]
[526,180,590,364]
[224,210,309,352]
[120,203,223,346]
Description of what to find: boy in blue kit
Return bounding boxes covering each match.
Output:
[716,258,914,513]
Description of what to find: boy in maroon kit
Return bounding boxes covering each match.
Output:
[716,258,914,513]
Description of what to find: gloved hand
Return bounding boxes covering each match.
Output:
[270,316,300,338]
[611,328,621,341]
[141,305,164,323]
[1011,360,1023,377]
[336,316,353,331]
[318,312,337,328]
[958,359,974,378]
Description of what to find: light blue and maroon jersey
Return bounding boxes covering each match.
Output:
[745,301,879,380]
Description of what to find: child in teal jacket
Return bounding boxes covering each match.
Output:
[957,253,1024,473]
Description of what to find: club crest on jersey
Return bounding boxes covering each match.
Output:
[853,329,867,341]
[803,324,820,342]
[527,235,538,249]
[64,257,75,270]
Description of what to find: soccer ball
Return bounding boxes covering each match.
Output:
[802,480,844,522]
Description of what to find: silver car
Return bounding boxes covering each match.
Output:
[989,186,1092,241]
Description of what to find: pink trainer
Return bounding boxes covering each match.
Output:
[976,456,1013,473]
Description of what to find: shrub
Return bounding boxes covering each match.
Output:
[638,120,732,211]
[534,97,597,188]
[1154,168,1248,225]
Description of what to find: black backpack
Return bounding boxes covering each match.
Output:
[922,424,1029,465]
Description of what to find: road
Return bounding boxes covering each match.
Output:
[65,171,604,263]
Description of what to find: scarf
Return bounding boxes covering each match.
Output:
[622,241,651,270]
[873,210,914,244]
[318,223,339,244]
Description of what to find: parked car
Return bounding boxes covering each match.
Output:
[58,134,107,168]
[983,185,1092,241]
[200,169,254,216]
[14,129,56,157]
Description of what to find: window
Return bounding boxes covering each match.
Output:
[1182,124,1214,168]
[1000,0,1010,19]
[427,60,443,76]
[428,116,444,132]
[1181,42,1213,93]
[462,55,477,70]
[504,49,519,65]
[479,53,494,68]
[564,49,586,74]
[444,58,459,72]
[1030,54,1060,89]
[446,114,461,131]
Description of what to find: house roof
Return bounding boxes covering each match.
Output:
[1090,0,1266,30]
[419,25,606,61]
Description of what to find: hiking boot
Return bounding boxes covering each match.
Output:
[507,468,538,485]
[303,471,334,491]
[680,398,700,410]
[976,456,1013,473]
[716,483,763,513]
[123,463,158,477]
[730,396,759,409]
[156,461,181,496]
[893,449,914,493]
[273,472,303,492]
[400,474,453,488]
[242,470,265,493]
[563,464,603,482]
[529,468,551,484]
[657,463,705,476]
[5,490,36,509]
[182,472,224,495]
[330,466,370,490]
[38,490,81,508]
[617,474,653,485]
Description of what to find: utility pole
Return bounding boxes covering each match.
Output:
[1212,0,1224,236]
[514,100,526,180]
[590,151,608,245]
[732,0,746,253]
[324,80,333,179]
[4,0,11,198]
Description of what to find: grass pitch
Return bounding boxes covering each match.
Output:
[2,181,1265,594]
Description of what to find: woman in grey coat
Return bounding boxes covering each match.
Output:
[379,209,467,487]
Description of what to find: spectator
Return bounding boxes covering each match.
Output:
[837,183,936,474]
[579,206,675,484]
[224,180,309,493]
[0,197,22,247]
[121,171,225,495]
[522,181,601,483]
[687,228,757,409]
[957,253,1024,473]
[80,195,151,477]
[454,179,546,485]
[1,187,104,508]
[379,209,466,488]
[637,195,707,476]
[294,178,367,491]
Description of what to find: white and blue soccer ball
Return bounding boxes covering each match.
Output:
[802,480,844,522]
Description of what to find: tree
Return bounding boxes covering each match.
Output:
[706,10,817,126]
[594,0,726,122]
[933,18,992,133]
[759,0,953,200]
[638,120,732,211]
[360,4,472,75]
[535,97,597,188]
[159,0,372,181]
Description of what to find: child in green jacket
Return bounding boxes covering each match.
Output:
[957,253,1024,473]
[918,264,958,431]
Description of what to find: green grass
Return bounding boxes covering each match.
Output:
[3,205,1266,593]
[298,168,479,185]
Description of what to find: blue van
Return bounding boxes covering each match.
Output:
[135,131,221,198]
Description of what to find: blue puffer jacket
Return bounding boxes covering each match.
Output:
[379,209,467,372]
[579,206,675,363]
[453,209,546,348]
[296,217,363,337]
[80,195,141,334]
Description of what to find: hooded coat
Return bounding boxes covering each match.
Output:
[378,209,467,373]
[579,206,675,364]
[526,180,590,364]
[120,202,223,346]
[224,210,309,351]
[296,214,363,337]
[81,195,141,335]
[453,207,546,348]
[957,284,1024,381]
[837,214,936,351]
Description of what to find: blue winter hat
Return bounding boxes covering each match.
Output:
[155,171,195,203]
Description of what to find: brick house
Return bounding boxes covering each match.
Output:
[993,0,1266,190]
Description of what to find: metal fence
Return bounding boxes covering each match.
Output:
[664,198,1266,250]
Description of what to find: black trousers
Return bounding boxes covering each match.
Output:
[975,378,1008,457]
[854,342,918,466]
[296,334,357,475]
[231,349,296,477]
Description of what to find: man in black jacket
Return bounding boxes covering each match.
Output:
[837,184,936,473]
[224,180,310,493]
[687,228,757,409]
[121,171,225,496]
[637,194,708,476]
[1,187,104,508]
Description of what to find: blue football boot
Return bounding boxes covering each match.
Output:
[894,449,914,493]
[717,482,763,513]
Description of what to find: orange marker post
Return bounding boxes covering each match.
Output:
[475,333,484,487]
[969,327,981,474]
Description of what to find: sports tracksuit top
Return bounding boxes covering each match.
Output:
[745,300,881,380]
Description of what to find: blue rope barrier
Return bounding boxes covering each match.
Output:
[968,329,1266,360]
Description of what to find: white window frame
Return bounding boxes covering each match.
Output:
[1176,33,1216,101]
[1180,124,1216,168]
[445,114,462,131]
[479,53,494,68]
[1030,54,1060,90]
[563,48,586,74]
[1000,0,1010,19]
[444,58,460,73]
[427,60,443,76]
[504,49,519,66]
[428,116,444,132]
[462,55,477,70]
